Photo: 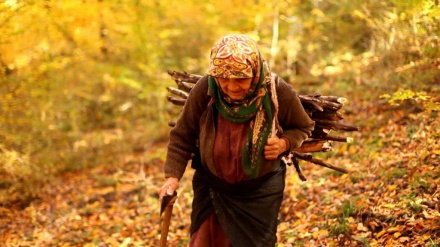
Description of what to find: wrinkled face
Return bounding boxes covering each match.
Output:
[216,77,253,100]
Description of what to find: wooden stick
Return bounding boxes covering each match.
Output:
[312,111,344,121]
[167,87,189,99]
[167,96,186,106]
[317,135,352,143]
[302,100,324,112]
[299,95,343,111]
[176,81,193,93]
[292,154,307,181]
[294,152,348,174]
[167,70,202,84]
[160,195,177,247]
[318,95,348,105]
[315,120,359,131]
[295,140,333,153]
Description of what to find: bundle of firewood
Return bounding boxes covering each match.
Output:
[166,70,359,181]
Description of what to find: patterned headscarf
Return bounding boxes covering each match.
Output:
[207,34,275,178]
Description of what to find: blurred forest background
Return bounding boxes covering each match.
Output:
[1,0,439,246]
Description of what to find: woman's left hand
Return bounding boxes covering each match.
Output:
[264,137,287,160]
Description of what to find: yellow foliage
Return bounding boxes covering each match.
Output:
[0,146,31,179]
[381,89,440,111]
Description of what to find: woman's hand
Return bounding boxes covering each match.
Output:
[264,137,287,160]
[159,177,179,202]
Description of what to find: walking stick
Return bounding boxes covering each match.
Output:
[159,191,177,247]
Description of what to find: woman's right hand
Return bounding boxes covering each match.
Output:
[159,177,179,202]
[264,137,288,160]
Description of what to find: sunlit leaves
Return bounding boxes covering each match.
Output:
[381,89,440,111]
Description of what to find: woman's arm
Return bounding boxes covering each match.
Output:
[276,77,315,151]
[163,75,210,179]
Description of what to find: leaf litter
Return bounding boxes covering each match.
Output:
[1,110,439,247]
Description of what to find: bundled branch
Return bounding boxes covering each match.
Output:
[166,70,359,180]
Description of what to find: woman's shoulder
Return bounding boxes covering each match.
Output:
[185,74,211,109]
[191,74,210,95]
[271,73,298,99]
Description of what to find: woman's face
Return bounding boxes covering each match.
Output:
[216,77,253,100]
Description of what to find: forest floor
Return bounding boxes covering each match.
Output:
[1,104,439,247]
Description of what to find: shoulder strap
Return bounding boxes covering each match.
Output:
[269,73,282,136]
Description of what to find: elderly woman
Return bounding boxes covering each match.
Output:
[159,34,314,246]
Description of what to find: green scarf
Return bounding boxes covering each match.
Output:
[208,67,273,178]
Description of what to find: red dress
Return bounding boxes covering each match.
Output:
[189,113,250,247]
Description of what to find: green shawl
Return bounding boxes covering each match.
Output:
[208,66,273,178]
